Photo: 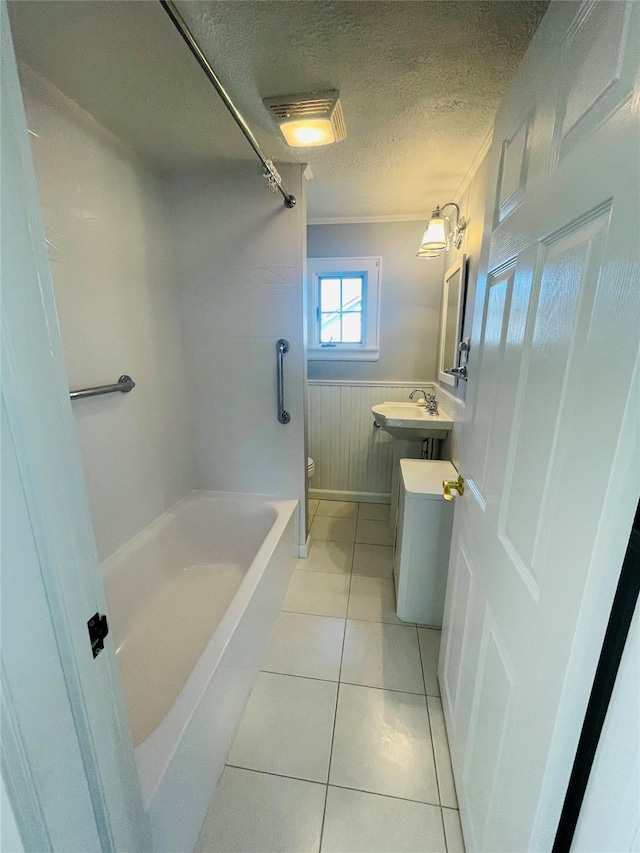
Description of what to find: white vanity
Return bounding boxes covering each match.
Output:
[370,401,453,535]
[393,459,458,627]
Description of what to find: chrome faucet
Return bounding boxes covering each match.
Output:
[425,394,439,415]
[409,389,439,415]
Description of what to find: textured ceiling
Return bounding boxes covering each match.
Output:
[9,0,547,218]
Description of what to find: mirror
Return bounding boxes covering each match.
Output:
[438,256,466,386]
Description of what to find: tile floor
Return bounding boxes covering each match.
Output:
[197,500,465,853]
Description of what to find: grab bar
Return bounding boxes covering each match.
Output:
[276,339,291,424]
[70,374,135,401]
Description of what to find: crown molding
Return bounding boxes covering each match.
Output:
[452,126,494,203]
[308,213,426,226]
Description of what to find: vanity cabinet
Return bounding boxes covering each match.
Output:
[393,459,457,627]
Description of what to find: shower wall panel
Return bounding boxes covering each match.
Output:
[165,165,307,544]
[20,68,196,560]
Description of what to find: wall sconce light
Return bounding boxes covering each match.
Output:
[417,202,467,258]
[416,247,441,259]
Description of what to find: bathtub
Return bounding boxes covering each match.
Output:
[102,490,299,852]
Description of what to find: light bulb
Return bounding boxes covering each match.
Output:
[280,119,335,147]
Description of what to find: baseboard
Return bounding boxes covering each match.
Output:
[309,489,391,504]
[298,533,311,559]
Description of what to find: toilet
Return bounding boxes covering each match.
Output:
[307,457,315,479]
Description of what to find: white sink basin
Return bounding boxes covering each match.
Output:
[371,402,453,440]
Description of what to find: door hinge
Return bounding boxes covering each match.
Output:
[87,612,109,658]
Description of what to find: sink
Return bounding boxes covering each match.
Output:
[371,402,453,440]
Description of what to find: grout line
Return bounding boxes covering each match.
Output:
[224,763,445,810]
[319,781,330,853]
[415,627,443,698]
[338,677,425,697]
[336,543,353,687]
[259,669,341,685]
[319,584,350,851]
[280,600,419,630]
[417,621,446,845]
[290,568,352,578]
[440,805,462,853]
[416,624,429,697]
[424,686,444,816]
[321,533,353,851]
[314,511,359,520]
[342,614,415,626]
[310,538,396,547]
[429,694,461,812]
[326,782,442,809]
[351,572,395,579]
[225,763,327,788]
[441,806,450,853]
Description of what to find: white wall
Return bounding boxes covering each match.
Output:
[436,155,490,405]
[572,599,640,852]
[164,164,307,540]
[424,153,491,470]
[307,220,444,382]
[21,69,195,560]
[305,220,444,495]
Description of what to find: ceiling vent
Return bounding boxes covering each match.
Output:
[263,90,347,147]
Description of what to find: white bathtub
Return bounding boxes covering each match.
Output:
[102,490,299,852]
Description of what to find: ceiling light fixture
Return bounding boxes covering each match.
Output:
[264,90,347,148]
[417,203,467,258]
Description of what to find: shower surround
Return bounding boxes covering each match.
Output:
[20,67,195,560]
[19,60,307,850]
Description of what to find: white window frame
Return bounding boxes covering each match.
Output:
[307,257,381,361]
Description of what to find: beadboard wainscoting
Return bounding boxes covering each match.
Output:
[307,381,436,501]
[436,385,465,470]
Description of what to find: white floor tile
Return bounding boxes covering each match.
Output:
[329,684,439,804]
[321,786,446,853]
[283,571,350,618]
[355,519,394,547]
[196,767,325,853]
[228,672,337,782]
[358,502,391,522]
[316,500,358,518]
[427,696,458,808]
[348,575,402,624]
[442,808,466,853]
[308,499,319,517]
[298,540,353,575]
[341,621,424,694]
[261,612,345,681]
[352,543,393,578]
[418,628,441,696]
[311,516,357,543]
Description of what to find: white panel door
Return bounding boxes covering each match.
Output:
[440,3,640,851]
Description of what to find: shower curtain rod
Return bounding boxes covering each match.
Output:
[159,0,296,209]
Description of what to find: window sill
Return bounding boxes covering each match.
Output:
[307,347,380,362]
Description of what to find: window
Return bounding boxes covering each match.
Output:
[307,257,381,361]
[319,276,363,344]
